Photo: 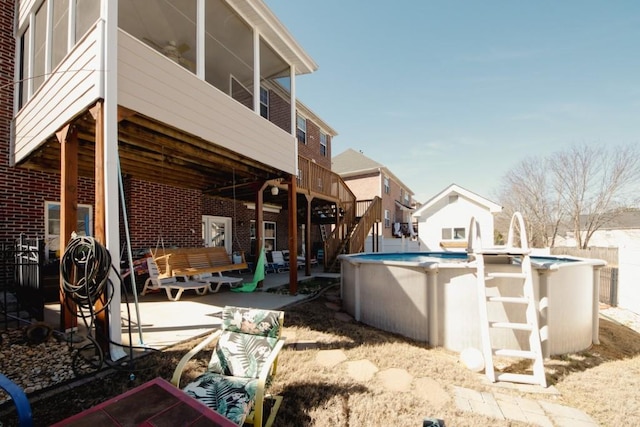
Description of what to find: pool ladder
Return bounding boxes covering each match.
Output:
[469,212,547,388]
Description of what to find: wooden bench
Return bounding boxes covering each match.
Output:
[152,247,249,278]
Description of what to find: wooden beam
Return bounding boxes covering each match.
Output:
[305,194,313,276]
[288,175,298,295]
[89,101,109,354]
[58,124,78,332]
[255,181,268,287]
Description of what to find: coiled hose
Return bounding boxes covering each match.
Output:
[60,234,112,312]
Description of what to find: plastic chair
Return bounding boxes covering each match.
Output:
[171,306,285,427]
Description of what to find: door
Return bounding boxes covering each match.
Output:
[202,216,232,254]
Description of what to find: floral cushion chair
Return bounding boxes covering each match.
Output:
[171,306,285,426]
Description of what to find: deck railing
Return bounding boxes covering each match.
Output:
[348,197,382,254]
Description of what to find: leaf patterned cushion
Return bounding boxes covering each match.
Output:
[222,307,282,338]
[183,373,257,425]
[208,331,278,378]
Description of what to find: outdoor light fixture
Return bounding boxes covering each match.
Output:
[271,186,279,196]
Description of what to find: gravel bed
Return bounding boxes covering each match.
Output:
[0,327,77,405]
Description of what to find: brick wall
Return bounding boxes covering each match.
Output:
[268,90,290,134]
[298,119,331,169]
[126,179,202,251]
[1,1,95,243]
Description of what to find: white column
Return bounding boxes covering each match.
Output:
[290,65,296,135]
[45,0,53,76]
[68,0,77,47]
[290,65,298,172]
[196,0,205,79]
[253,28,260,113]
[102,0,125,359]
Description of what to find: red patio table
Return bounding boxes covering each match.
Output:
[51,377,237,426]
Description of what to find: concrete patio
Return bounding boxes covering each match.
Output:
[45,266,337,351]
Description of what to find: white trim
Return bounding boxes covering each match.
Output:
[196,0,205,78]
[413,184,502,217]
[45,0,53,76]
[44,201,93,260]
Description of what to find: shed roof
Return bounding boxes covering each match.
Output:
[413,183,502,217]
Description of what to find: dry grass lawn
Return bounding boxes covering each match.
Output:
[1,284,639,426]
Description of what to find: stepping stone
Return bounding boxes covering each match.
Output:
[346,359,378,382]
[316,349,347,368]
[413,377,450,409]
[335,312,353,322]
[378,368,413,392]
[325,302,341,311]
[325,293,341,303]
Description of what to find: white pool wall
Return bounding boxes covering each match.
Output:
[339,253,606,356]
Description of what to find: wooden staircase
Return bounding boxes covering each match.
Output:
[323,197,382,272]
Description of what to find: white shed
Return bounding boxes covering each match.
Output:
[412,184,502,251]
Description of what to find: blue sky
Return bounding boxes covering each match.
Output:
[266,1,640,204]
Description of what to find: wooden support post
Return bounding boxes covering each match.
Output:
[58,124,78,331]
[90,102,109,354]
[288,176,298,295]
[305,195,313,276]
[255,181,268,287]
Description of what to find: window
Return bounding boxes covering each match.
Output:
[52,0,69,71]
[384,177,390,194]
[45,201,92,260]
[442,227,466,240]
[250,221,276,254]
[404,190,410,204]
[32,1,47,93]
[260,87,269,119]
[18,29,30,109]
[75,0,101,42]
[296,115,307,144]
[320,132,327,156]
[384,210,390,228]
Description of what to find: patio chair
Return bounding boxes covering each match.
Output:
[229,248,266,293]
[141,257,209,301]
[270,250,288,272]
[171,306,285,427]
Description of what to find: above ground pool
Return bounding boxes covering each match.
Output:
[339,252,606,356]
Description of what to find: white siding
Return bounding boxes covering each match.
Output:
[117,31,297,175]
[416,196,495,251]
[14,24,102,164]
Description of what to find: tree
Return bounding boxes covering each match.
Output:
[549,143,640,249]
[496,155,564,248]
[497,143,640,249]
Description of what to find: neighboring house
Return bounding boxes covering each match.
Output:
[2,0,360,343]
[332,148,417,239]
[554,210,640,249]
[412,184,502,251]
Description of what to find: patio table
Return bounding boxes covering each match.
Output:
[51,377,236,426]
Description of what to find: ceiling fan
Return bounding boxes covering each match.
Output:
[143,38,195,71]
